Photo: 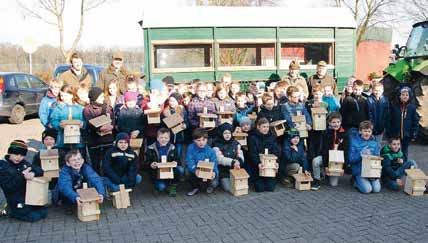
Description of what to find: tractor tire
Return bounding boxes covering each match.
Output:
[414,74,428,141]
[8,104,26,124]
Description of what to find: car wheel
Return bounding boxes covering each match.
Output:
[8,104,26,124]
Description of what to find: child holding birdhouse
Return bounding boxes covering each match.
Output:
[102,133,142,193]
[0,140,47,222]
[145,128,184,197]
[233,92,255,127]
[187,82,216,129]
[348,120,381,194]
[116,91,145,140]
[340,80,369,137]
[282,86,312,132]
[185,128,219,196]
[256,92,284,124]
[212,123,244,192]
[281,129,310,186]
[380,136,418,191]
[213,83,236,113]
[54,150,105,215]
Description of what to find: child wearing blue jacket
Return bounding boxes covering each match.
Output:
[367,82,389,143]
[185,128,219,196]
[282,86,312,130]
[54,150,105,215]
[38,79,61,128]
[233,92,254,127]
[281,129,310,186]
[348,120,381,194]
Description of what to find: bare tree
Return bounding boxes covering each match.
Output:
[17,0,108,62]
[196,0,280,6]
[400,0,428,22]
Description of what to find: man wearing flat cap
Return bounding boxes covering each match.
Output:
[97,52,130,95]
[307,60,338,98]
[282,61,309,100]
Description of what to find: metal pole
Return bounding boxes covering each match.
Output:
[29,53,32,74]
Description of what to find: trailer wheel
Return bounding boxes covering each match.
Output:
[8,104,26,124]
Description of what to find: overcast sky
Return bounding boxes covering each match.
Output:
[0,0,408,50]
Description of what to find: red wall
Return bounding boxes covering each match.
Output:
[356,40,391,82]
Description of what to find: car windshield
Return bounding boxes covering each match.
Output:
[405,23,428,58]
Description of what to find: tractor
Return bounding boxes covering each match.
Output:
[381,20,428,139]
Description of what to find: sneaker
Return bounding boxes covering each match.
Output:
[206,186,214,194]
[186,188,199,196]
[0,203,7,217]
[311,179,321,191]
[169,185,177,197]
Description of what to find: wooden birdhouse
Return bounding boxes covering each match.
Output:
[270,120,287,137]
[404,168,427,196]
[230,169,249,196]
[60,120,81,144]
[89,114,112,136]
[130,138,143,156]
[325,150,345,177]
[144,108,162,124]
[198,108,217,128]
[311,107,328,131]
[163,113,186,134]
[111,184,132,209]
[292,167,313,191]
[247,112,257,124]
[217,106,234,125]
[40,149,59,179]
[25,177,49,206]
[232,129,248,146]
[361,155,383,178]
[196,159,215,181]
[291,111,308,138]
[259,149,278,177]
[77,183,101,222]
[156,155,177,179]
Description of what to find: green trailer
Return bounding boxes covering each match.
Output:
[141,6,356,90]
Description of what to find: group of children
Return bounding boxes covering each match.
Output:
[0,62,423,222]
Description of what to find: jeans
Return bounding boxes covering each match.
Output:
[383,160,417,191]
[188,172,219,190]
[374,133,383,145]
[10,205,48,222]
[220,178,232,192]
[401,137,411,161]
[354,176,381,194]
[88,145,112,175]
[103,174,142,192]
[312,156,323,180]
[153,166,185,192]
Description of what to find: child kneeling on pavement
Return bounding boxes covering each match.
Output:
[145,128,184,196]
[102,132,142,193]
[0,140,47,222]
[281,129,310,186]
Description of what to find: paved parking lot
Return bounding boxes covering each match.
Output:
[0,118,427,243]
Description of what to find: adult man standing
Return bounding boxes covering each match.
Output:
[307,60,338,98]
[97,52,129,94]
[282,61,309,100]
[58,52,93,90]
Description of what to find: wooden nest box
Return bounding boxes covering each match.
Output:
[25,177,50,206]
[198,109,217,128]
[111,184,132,209]
[311,107,328,131]
[40,149,59,179]
[361,155,383,178]
[404,168,427,196]
[196,159,215,181]
[77,183,101,222]
[291,111,308,138]
[89,114,112,136]
[270,120,287,137]
[232,129,248,146]
[157,155,177,179]
[292,167,313,191]
[230,169,249,196]
[60,120,81,144]
[217,106,234,125]
[130,138,143,156]
[325,150,345,177]
[259,149,278,177]
[144,108,162,124]
[163,113,186,134]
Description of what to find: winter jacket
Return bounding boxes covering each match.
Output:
[213,97,236,113]
[0,156,43,212]
[58,68,92,91]
[50,103,86,149]
[321,127,348,167]
[340,94,369,130]
[116,106,145,136]
[145,142,179,178]
[282,75,309,98]
[139,96,163,139]
[348,134,380,176]
[233,104,255,126]
[380,145,405,180]
[367,94,390,135]
[282,102,312,128]
[322,95,340,113]
[103,146,138,188]
[247,130,280,169]
[187,96,216,128]
[257,105,284,123]
[161,106,189,144]
[38,90,57,128]
[307,74,338,97]
[212,126,244,178]
[387,101,419,139]
[83,103,114,147]
[185,143,219,176]
[282,137,309,171]
[97,65,129,95]
[54,163,105,204]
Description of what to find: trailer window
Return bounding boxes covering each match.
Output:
[218,43,275,67]
[154,44,212,69]
[280,43,333,68]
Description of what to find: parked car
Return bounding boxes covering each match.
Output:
[53,64,104,86]
[0,72,49,124]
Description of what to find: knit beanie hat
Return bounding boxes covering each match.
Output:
[239,117,252,127]
[8,140,28,156]
[42,128,57,142]
[124,91,138,102]
[116,132,130,144]
[288,128,300,140]
[88,87,104,103]
[219,122,233,135]
[169,92,183,103]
